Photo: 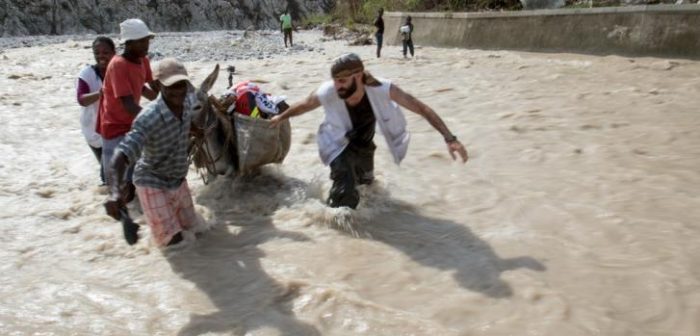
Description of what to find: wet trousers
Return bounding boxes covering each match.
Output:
[402,39,414,57]
[327,144,375,209]
[102,135,134,184]
[102,135,135,201]
[136,179,198,247]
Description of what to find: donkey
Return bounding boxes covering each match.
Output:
[189,64,237,181]
[189,64,292,183]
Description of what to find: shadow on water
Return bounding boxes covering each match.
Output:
[167,170,320,336]
[347,185,547,298]
[169,169,545,334]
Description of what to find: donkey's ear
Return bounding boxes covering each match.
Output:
[199,64,220,93]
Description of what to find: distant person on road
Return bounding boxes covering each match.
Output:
[280,10,293,48]
[400,16,414,58]
[373,8,385,58]
[270,53,468,209]
[96,18,160,202]
[76,36,116,185]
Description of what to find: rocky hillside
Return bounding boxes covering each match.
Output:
[0,0,335,36]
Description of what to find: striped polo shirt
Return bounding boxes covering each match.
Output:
[116,95,193,190]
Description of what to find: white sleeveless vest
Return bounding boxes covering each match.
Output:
[77,65,103,148]
[316,78,410,165]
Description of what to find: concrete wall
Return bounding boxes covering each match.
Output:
[384,5,700,59]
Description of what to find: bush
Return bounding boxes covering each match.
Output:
[327,0,523,28]
[301,13,335,28]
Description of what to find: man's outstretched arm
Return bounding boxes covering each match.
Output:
[269,90,322,128]
[389,84,468,163]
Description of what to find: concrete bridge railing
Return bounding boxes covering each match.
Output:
[384,5,700,59]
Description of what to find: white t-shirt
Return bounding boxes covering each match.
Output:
[77,65,103,148]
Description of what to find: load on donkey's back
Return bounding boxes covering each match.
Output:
[189,65,291,183]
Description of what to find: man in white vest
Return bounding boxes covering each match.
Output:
[270,53,468,209]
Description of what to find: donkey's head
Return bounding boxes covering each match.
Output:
[191,64,220,127]
[189,64,238,179]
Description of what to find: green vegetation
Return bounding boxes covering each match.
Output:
[301,13,336,28]
[305,0,652,29]
[330,0,523,24]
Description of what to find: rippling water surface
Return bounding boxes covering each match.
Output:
[1,32,699,335]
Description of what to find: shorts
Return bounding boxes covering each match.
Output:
[136,180,199,247]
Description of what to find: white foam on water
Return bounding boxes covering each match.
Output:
[1,31,700,336]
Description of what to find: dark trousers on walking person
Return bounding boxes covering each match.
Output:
[88,145,105,185]
[403,39,414,58]
[283,28,293,47]
[327,143,376,209]
[375,33,383,58]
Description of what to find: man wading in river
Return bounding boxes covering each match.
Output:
[270,53,468,209]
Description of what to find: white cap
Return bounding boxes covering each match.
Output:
[154,58,190,87]
[119,18,155,43]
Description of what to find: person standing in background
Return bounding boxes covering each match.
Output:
[76,36,116,186]
[280,10,293,48]
[373,8,385,58]
[400,16,415,58]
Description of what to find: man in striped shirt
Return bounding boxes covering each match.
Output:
[104,58,202,247]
